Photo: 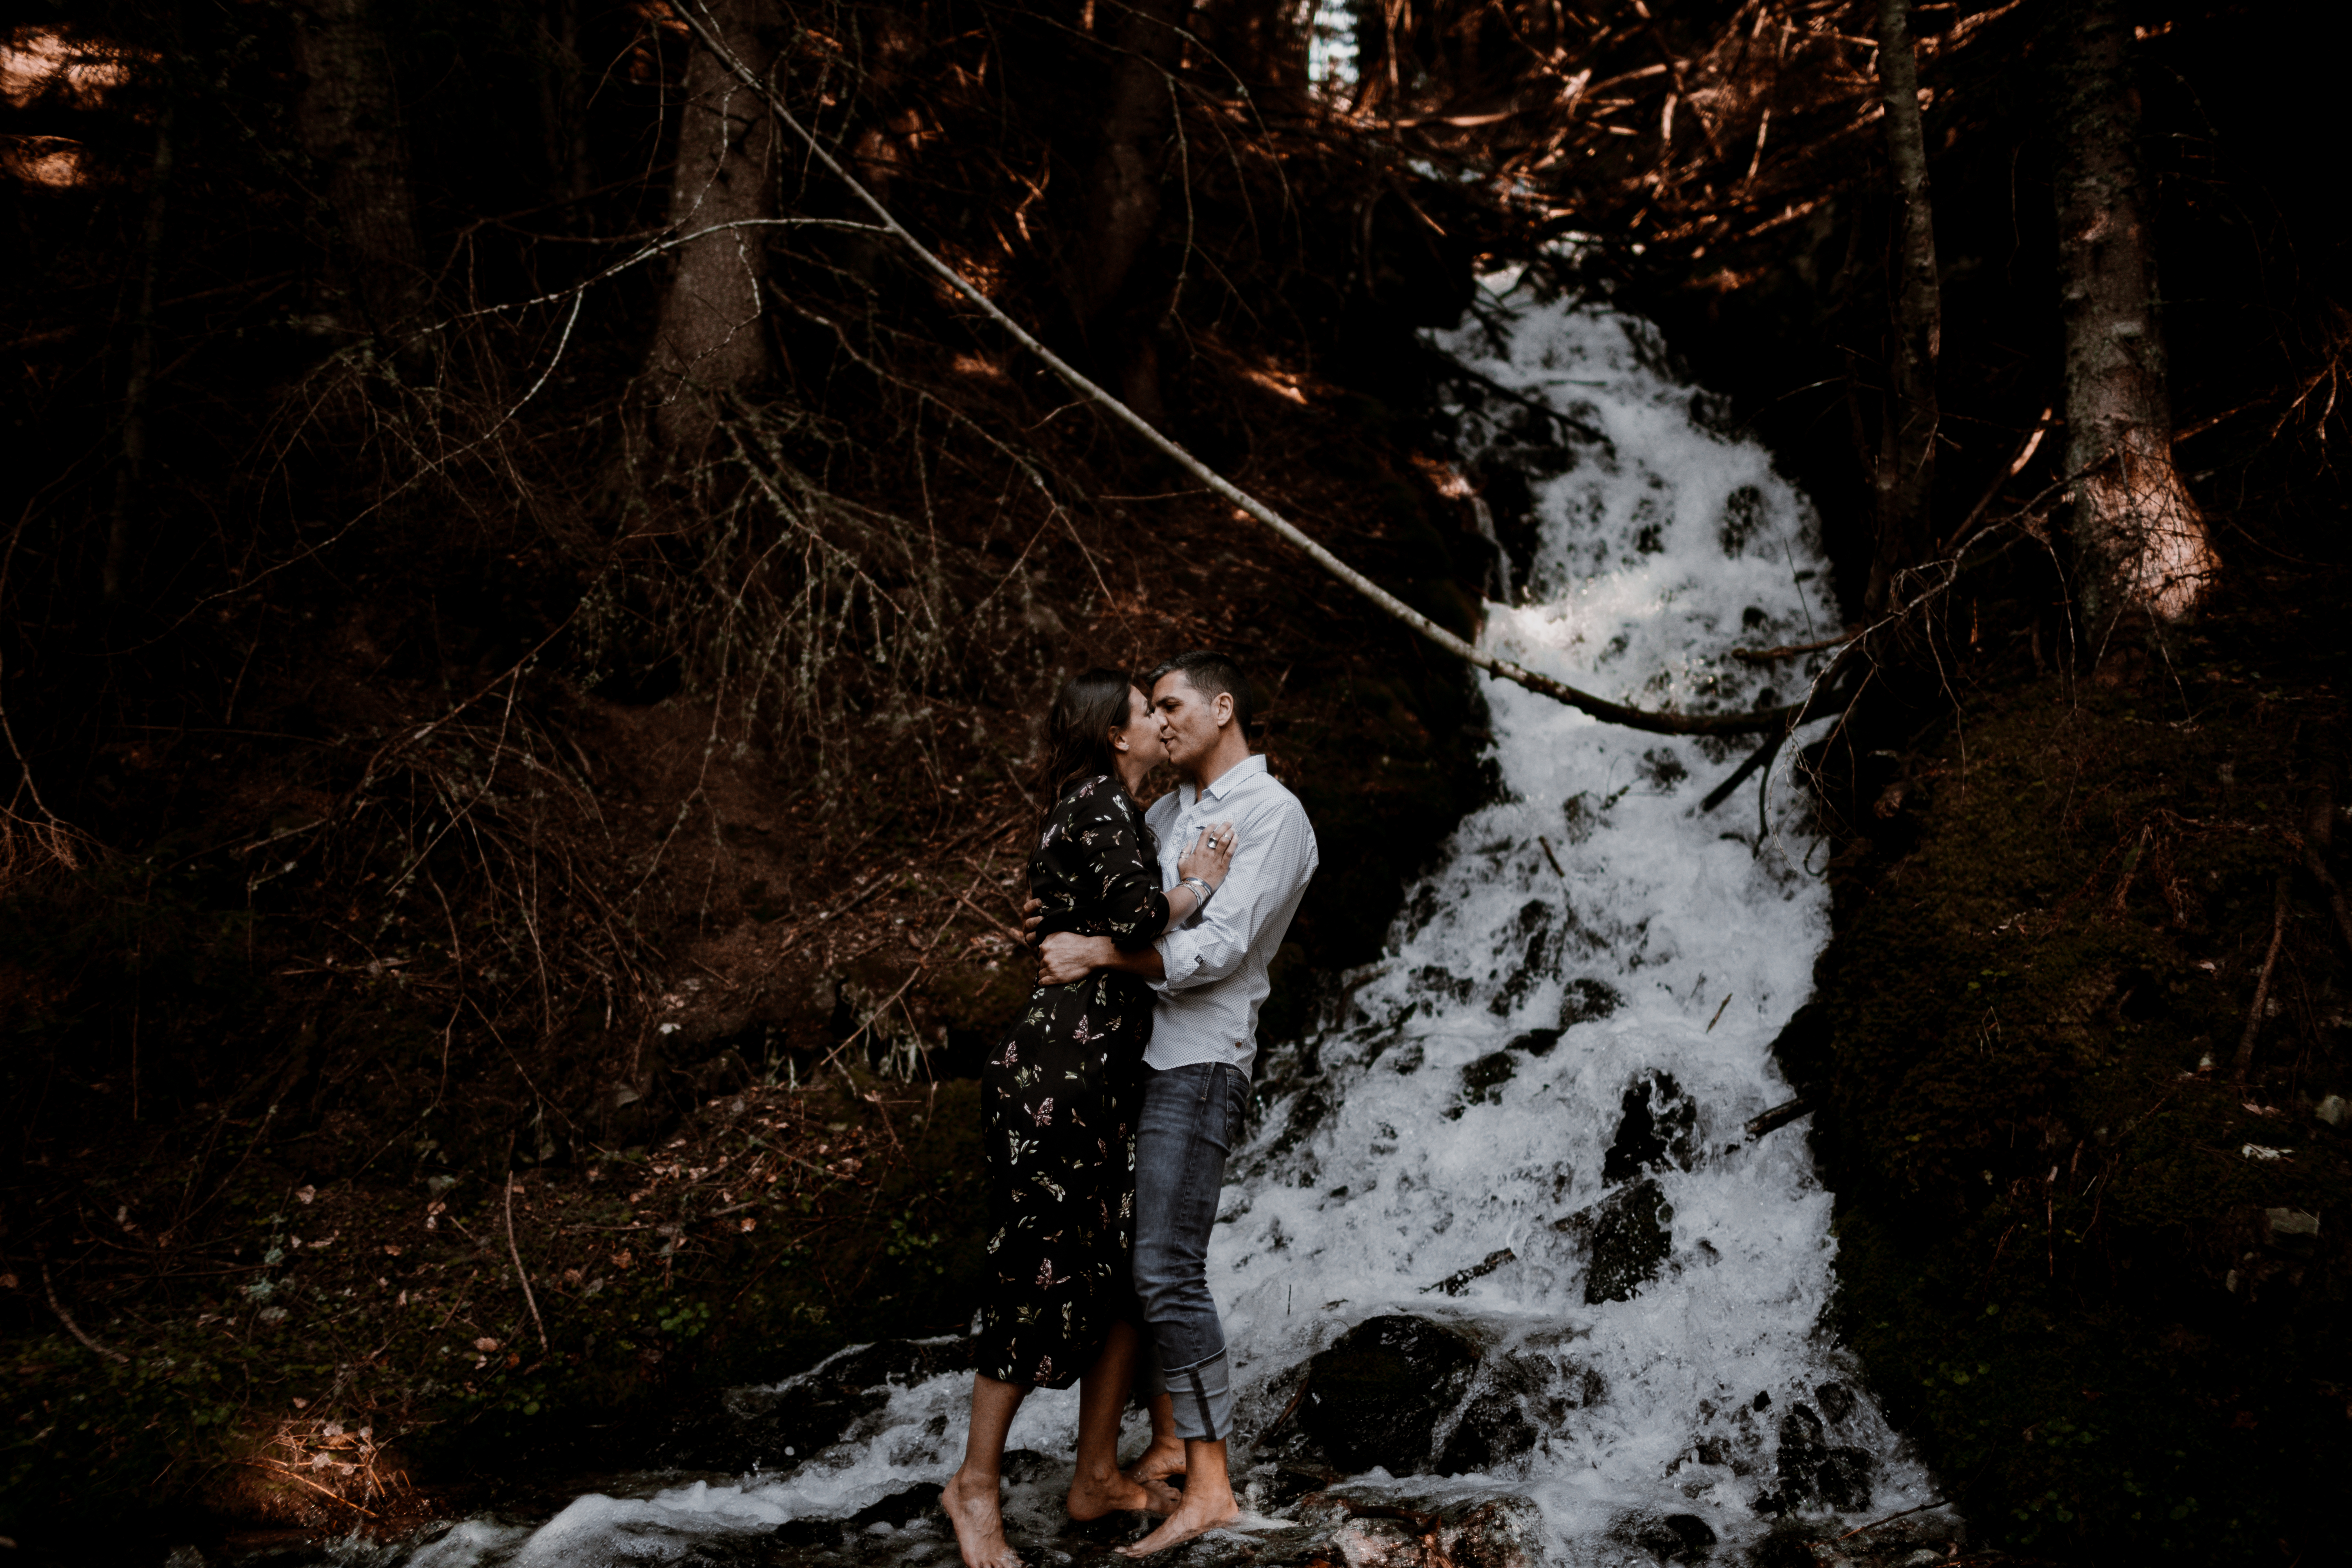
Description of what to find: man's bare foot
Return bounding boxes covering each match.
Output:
[1124,1434,1187,1489]
[942,1466,1023,1568]
[1114,1488,1242,1557]
[1067,1470,1180,1521]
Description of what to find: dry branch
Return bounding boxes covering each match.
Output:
[672,1,1806,740]
[2232,867,2293,1083]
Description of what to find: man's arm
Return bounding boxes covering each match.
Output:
[1038,931,1165,986]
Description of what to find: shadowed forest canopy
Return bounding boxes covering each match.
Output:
[3,0,2350,1559]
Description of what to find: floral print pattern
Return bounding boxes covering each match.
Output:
[976,774,1166,1389]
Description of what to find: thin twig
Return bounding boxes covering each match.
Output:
[233,1459,380,1517]
[504,1174,550,1353]
[2232,868,2294,1083]
[1837,1498,1947,1541]
[40,1259,129,1363]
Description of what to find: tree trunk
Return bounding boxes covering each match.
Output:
[539,0,592,225]
[1074,0,1192,423]
[105,111,172,606]
[291,0,424,338]
[648,0,777,450]
[2050,0,2217,622]
[1866,0,1939,619]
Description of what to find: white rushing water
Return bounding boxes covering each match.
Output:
[367,286,1933,1566]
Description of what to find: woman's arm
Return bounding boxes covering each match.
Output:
[1161,821,1236,931]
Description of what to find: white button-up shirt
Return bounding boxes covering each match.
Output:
[1143,753,1319,1078]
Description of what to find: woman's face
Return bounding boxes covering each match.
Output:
[1111,685,1163,773]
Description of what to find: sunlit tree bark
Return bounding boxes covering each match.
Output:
[648,0,777,449]
[1866,0,1939,618]
[2050,0,2217,621]
[291,0,424,336]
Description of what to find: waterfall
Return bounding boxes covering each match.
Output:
[365,286,1937,1566]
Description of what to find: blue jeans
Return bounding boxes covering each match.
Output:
[1133,1061,1249,1441]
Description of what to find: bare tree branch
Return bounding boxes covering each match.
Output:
[669,0,1809,739]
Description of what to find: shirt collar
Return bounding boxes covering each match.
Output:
[1185,752,1267,807]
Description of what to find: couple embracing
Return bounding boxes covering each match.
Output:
[941,651,1319,1568]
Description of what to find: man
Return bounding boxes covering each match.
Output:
[1036,650,1320,1556]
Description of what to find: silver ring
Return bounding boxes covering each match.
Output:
[1207,836,1218,848]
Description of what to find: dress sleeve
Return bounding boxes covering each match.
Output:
[1083,789,1169,951]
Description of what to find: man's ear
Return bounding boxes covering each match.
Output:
[1212,691,1234,729]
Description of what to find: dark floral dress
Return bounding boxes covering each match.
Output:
[976,774,1167,1389]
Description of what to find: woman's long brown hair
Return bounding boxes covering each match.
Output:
[1033,668,1135,834]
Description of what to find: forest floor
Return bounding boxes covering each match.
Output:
[0,353,1504,1559]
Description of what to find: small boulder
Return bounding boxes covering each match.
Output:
[1437,1352,1606,1474]
[1555,1176,1672,1303]
[2263,1207,2321,1250]
[1301,1316,1483,1474]
[1333,1516,1427,1568]
[1602,1073,1698,1184]
[1560,978,1624,1026]
[1762,1402,1873,1514]
[1439,1495,1545,1568]
[1613,1510,1717,1564]
[1450,1051,1519,1117]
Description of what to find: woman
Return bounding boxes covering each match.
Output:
[942,669,1236,1568]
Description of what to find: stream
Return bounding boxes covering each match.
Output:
[281,285,1954,1566]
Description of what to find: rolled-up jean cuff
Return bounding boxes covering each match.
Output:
[1152,1347,1235,1442]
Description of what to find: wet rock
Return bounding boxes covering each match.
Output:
[1285,1493,1544,1568]
[1555,1176,1671,1303]
[1412,965,1477,1006]
[1639,749,1690,791]
[1440,1495,1544,1568]
[2316,1093,2345,1127]
[664,1336,971,1470]
[1750,1509,1964,1568]
[1814,1381,1856,1424]
[1300,1315,1482,1473]
[844,1482,941,1529]
[1603,1073,1698,1183]
[2262,1207,2321,1249]
[1760,1402,1873,1514]
[1505,1027,1562,1056]
[1559,977,1624,1026]
[1332,1515,1425,1568]
[1489,901,1560,1017]
[1435,1349,1606,1473]
[1450,1051,1518,1116]
[1613,1510,1717,1563]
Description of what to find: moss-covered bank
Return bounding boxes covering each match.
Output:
[1777,612,2350,1563]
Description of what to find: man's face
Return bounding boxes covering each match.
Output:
[1150,672,1229,773]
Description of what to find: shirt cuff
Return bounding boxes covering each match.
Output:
[1152,927,1205,994]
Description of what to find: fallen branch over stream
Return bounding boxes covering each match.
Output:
[671,1,1805,740]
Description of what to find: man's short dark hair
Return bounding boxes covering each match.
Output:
[1146,650,1255,735]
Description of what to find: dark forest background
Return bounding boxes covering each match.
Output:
[3,0,2348,1562]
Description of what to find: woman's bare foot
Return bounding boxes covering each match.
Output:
[1124,1433,1187,1489]
[942,1466,1023,1568]
[1114,1485,1243,1557]
[1066,1469,1180,1520]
